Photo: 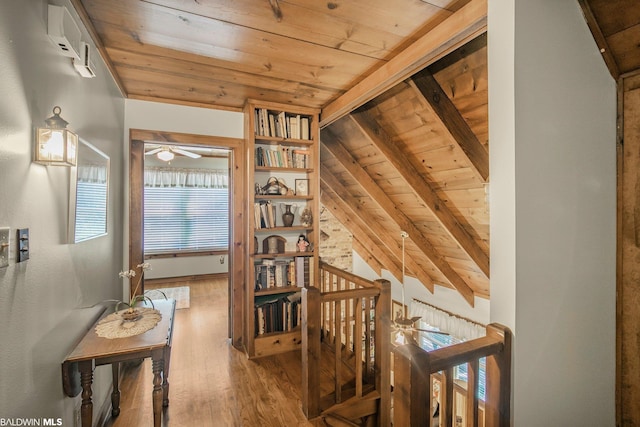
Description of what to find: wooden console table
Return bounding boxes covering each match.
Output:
[62,299,176,427]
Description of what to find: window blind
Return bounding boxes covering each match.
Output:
[144,186,228,254]
[75,181,107,241]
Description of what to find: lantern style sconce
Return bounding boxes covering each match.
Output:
[35,106,78,166]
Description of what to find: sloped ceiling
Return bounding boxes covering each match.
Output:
[71,0,632,306]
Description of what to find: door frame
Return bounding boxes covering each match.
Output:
[129,128,246,348]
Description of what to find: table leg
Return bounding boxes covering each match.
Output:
[163,345,171,407]
[111,362,121,417]
[151,354,164,427]
[79,360,94,427]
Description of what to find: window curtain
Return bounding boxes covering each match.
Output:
[144,167,228,188]
[410,299,485,341]
[78,164,108,183]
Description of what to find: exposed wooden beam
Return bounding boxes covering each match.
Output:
[322,133,475,305]
[320,186,403,282]
[320,0,487,127]
[577,0,620,80]
[408,72,489,182]
[352,239,383,277]
[69,0,127,97]
[320,167,436,292]
[349,111,489,279]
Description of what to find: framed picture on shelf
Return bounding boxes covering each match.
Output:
[392,300,407,322]
[295,179,309,196]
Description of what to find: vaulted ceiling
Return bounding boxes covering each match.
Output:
[71,0,637,306]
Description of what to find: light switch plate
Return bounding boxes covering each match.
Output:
[17,228,29,263]
[0,227,9,268]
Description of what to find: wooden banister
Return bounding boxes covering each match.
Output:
[302,262,391,425]
[393,323,512,427]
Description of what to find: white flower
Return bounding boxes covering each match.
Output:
[137,262,151,271]
[118,269,136,279]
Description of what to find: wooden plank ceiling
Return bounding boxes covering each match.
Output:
[72,0,632,305]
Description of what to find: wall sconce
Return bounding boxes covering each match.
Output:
[35,106,78,166]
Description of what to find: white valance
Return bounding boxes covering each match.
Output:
[144,167,228,189]
[78,165,108,184]
[410,299,486,341]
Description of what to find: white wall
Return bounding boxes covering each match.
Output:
[123,100,243,282]
[0,0,124,422]
[353,252,490,325]
[489,0,616,425]
[125,99,243,138]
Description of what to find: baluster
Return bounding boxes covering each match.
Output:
[442,367,454,427]
[466,359,479,427]
[364,296,372,376]
[334,299,342,404]
[354,296,363,398]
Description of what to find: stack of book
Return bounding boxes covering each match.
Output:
[254,292,302,335]
[254,201,277,229]
[254,257,310,289]
[255,146,309,168]
[254,108,311,140]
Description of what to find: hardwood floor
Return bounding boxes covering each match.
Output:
[103,278,321,426]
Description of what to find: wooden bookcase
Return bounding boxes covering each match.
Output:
[244,100,320,358]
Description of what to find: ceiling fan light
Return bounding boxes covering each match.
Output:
[157,150,174,161]
[394,330,408,346]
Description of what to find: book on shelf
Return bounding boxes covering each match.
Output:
[253,108,312,140]
[254,291,302,335]
[255,146,309,169]
[255,201,277,229]
[255,257,311,290]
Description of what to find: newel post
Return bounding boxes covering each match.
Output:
[484,323,512,427]
[393,343,432,427]
[302,286,321,418]
[374,279,391,426]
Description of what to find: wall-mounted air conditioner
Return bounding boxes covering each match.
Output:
[73,42,96,78]
[47,4,81,60]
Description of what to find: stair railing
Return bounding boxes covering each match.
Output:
[302,261,391,425]
[393,323,512,427]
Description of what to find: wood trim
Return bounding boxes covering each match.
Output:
[130,129,243,147]
[320,0,487,127]
[615,75,624,427]
[145,273,228,286]
[577,0,620,80]
[68,0,126,97]
[129,137,145,299]
[145,250,227,259]
[408,72,489,182]
[322,133,475,305]
[128,128,245,349]
[349,110,489,279]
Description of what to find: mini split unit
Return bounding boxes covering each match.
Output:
[47,4,95,78]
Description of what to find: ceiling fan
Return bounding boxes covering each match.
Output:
[392,231,449,345]
[145,144,202,162]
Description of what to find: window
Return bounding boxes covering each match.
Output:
[75,180,108,241]
[417,325,487,401]
[143,167,228,254]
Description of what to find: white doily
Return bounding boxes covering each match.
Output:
[95,307,162,339]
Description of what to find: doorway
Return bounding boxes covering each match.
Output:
[129,129,245,348]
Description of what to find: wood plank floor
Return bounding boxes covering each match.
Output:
[103,277,322,427]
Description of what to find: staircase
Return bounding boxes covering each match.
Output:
[302,262,512,427]
[302,262,391,426]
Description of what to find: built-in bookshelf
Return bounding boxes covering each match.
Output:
[244,100,320,358]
